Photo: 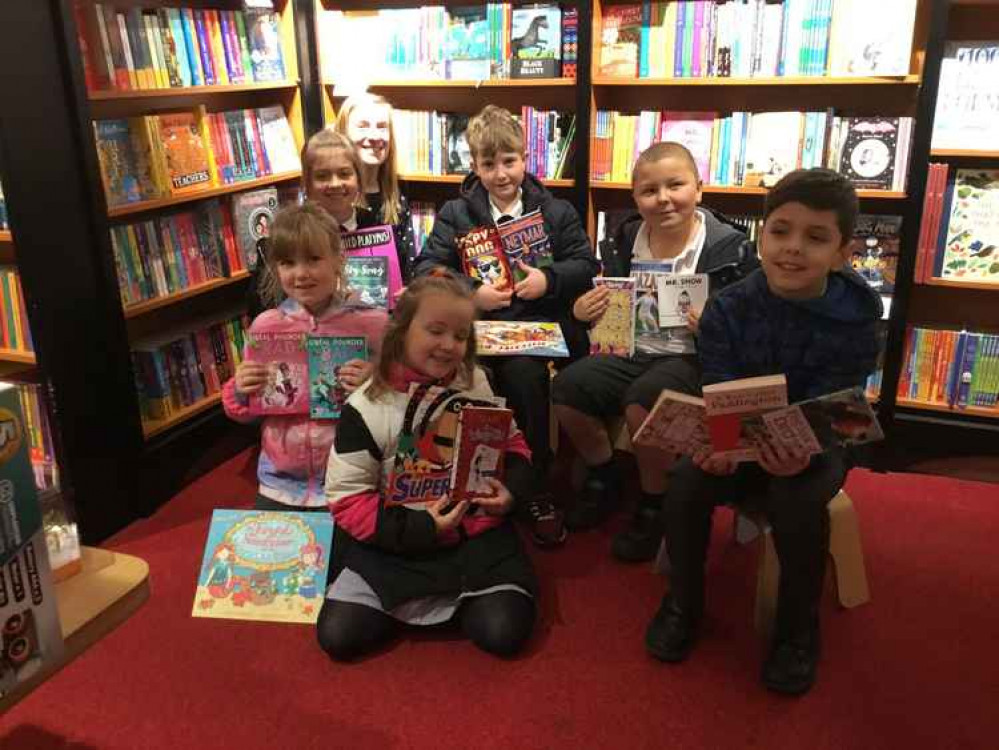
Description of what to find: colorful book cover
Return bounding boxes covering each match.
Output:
[457,226,513,290]
[307,335,367,420]
[474,321,569,358]
[932,42,999,152]
[632,388,711,455]
[445,114,472,175]
[448,406,513,503]
[631,260,694,355]
[655,273,708,328]
[445,6,491,62]
[599,4,642,77]
[341,225,404,307]
[828,0,917,77]
[510,4,561,78]
[245,9,286,82]
[658,112,716,183]
[850,215,902,294]
[762,387,884,456]
[496,210,553,281]
[231,188,277,271]
[245,331,308,415]
[93,119,142,206]
[588,277,636,356]
[157,111,213,194]
[837,117,900,192]
[741,111,805,188]
[192,510,333,624]
[937,169,999,284]
[702,374,789,462]
[345,255,389,309]
[256,106,299,174]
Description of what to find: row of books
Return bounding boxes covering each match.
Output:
[914,166,999,286]
[93,105,299,208]
[591,111,912,192]
[131,312,248,423]
[392,109,575,181]
[931,41,999,153]
[599,0,917,79]
[319,3,577,84]
[75,3,286,92]
[899,328,999,411]
[16,383,59,492]
[0,266,32,353]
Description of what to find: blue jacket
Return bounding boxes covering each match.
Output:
[698,267,883,404]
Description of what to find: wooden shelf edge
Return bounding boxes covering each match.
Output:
[324,78,575,89]
[142,393,223,440]
[123,271,251,319]
[400,174,573,188]
[929,149,999,159]
[896,398,999,421]
[107,172,301,219]
[592,74,920,87]
[0,230,12,243]
[589,182,906,199]
[0,348,36,365]
[89,80,299,101]
[920,278,999,292]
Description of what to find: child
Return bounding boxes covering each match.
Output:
[552,142,756,560]
[644,168,883,696]
[223,203,389,511]
[416,105,599,546]
[318,273,537,660]
[335,94,416,280]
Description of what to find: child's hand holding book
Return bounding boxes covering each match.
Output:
[573,285,611,322]
[468,478,514,517]
[474,283,513,311]
[337,359,373,393]
[513,261,548,300]
[756,440,811,477]
[428,497,470,535]
[234,361,269,396]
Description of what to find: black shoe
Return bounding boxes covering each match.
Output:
[565,478,615,531]
[611,504,664,562]
[523,493,567,548]
[645,598,699,663]
[762,626,821,695]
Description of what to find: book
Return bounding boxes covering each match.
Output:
[836,117,900,191]
[828,0,918,77]
[256,106,299,174]
[307,336,367,420]
[448,405,513,503]
[599,4,641,77]
[474,321,569,358]
[510,4,561,79]
[457,226,513,290]
[932,42,999,153]
[231,188,277,270]
[93,119,143,206]
[245,9,285,82]
[192,510,333,624]
[741,111,808,188]
[157,111,213,195]
[655,273,708,328]
[658,112,716,184]
[245,331,308,415]
[702,374,789,461]
[762,387,885,456]
[631,260,695,356]
[850,215,902,294]
[340,225,404,307]
[496,210,554,281]
[345,255,389,309]
[588,277,636,356]
[936,169,999,284]
[445,114,472,175]
[632,388,712,454]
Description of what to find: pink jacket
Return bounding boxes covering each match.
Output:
[222,298,389,507]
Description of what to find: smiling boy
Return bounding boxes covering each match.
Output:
[645,168,883,695]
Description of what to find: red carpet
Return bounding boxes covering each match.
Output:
[3,450,998,750]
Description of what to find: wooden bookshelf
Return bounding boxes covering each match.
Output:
[142,392,223,440]
[921,278,999,292]
[589,182,907,200]
[930,149,999,159]
[89,80,300,101]
[123,271,251,319]
[592,75,922,87]
[0,230,12,243]
[897,398,999,421]
[0,348,35,365]
[107,171,301,218]
[401,173,574,189]
[325,78,575,89]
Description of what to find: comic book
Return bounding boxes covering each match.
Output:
[850,215,902,294]
[588,277,636,356]
[474,321,569,358]
[655,273,708,328]
[449,406,513,503]
[496,210,554,282]
[245,331,309,415]
[341,225,403,307]
[457,226,513,290]
[345,255,389,309]
[192,510,333,624]
[307,336,367,420]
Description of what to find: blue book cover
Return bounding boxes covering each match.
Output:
[308,336,368,420]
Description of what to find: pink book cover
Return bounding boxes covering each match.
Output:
[245,331,308,415]
[659,112,716,183]
[340,225,403,308]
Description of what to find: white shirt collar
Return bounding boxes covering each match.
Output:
[633,210,706,274]
[490,189,524,224]
[339,210,358,232]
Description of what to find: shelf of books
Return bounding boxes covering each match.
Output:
[72,0,303,439]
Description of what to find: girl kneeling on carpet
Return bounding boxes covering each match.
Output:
[318,271,537,660]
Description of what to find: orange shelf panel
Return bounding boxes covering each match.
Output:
[921,278,999,292]
[590,181,906,199]
[592,75,921,87]
[401,174,573,188]
[896,398,999,421]
[0,348,36,365]
[0,230,12,243]
[123,271,251,319]
[107,172,301,218]
[142,393,222,440]
[89,81,299,101]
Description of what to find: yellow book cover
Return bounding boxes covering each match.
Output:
[141,115,170,195]
[195,105,221,187]
[662,2,677,78]
[9,270,25,351]
[157,111,213,195]
[143,13,167,88]
[127,116,165,200]
[207,10,229,85]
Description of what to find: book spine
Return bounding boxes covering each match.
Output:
[193,10,215,86]
[180,8,203,86]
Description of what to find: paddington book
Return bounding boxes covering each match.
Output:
[448,406,513,503]
[246,331,309,415]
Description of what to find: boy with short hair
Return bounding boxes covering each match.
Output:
[645,168,882,695]
[416,105,599,547]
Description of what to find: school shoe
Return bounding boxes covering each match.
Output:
[762,622,821,696]
[565,476,617,531]
[524,493,567,548]
[611,502,664,562]
[645,596,700,663]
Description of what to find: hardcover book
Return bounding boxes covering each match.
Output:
[496,210,554,281]
[246,331,308,415]
[936,169,999,284]
[510,4,561,79]
[828,0,918,77]
[850,215,902,294]
[445,114,472,175]
[837,117,900,192]
[256,106,299,174]
[702,374,789,462]
[658,112,716,184]
[341,225,404,307]
[93,119,143,206]
[345,255,389,309]
[245,9,285,82]
[588,277,636,356]
[599,4,641,77]
[631,260,694,356]
[655,273,708,328]
[307,336,367,420]
[457,226,513,290]
[231,187,277,270]
[192,510,333,624]
[474,321,569,358]
[448,405,513,503]
[932,42,999,152]
[157,111,213,195]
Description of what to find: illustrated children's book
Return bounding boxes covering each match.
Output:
[341,225,404,307]
[599,3,642,77]
[701,375,789,462]
[345,255,389,309]
[386,384,505,508]
[828,0,918,77]
[449,406,514,503]
[850,215,902,294]
[932,42,999,153]
[245,9,286,82]
[231,187,278,270]
[445,6,491,79]
[588,277,636,356]
[307,336,367,420]
[496,210,554,282]
[245,331,309,415]
[474,321,569,358]
[192,510,333,624]
[458,226,513,290]
[936,169,999,284]
[631,260,696,356]
[655,273,708,328]
[761,387,884,457]
[632,388,712,455]
[156,110,213,195]
[836,117,901,192]
[510,4,561,79]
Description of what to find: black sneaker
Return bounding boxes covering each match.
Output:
[524,493,567,548]
[762,626,821,695]
[565,478,615,531]
[645,598,699,663]
[611,504,664,562]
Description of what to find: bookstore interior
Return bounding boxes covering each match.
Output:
[0,0,997,728]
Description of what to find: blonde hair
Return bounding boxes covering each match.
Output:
[466,105,524,162]
[300,129,367,211]
[335,94,402,226]
[367,271,477,398]
[632,141,703,185]
[258,202,348,309]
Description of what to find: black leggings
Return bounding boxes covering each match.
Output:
[316,591,535,661]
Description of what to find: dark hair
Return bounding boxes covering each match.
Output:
[367,270,478,398]
[764,168,858,244]
[632,141,702,184]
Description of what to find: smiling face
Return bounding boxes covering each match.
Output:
[632,155,703,234]
[473,150,526,208]
[307,147,359,223]
[346,102,392,167]
[404,292,475,380]
[275,245,338,316]
[759,201,851,301]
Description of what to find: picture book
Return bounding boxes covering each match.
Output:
[936,169,999,284]
[445,5,490,77]
[341,225,404,306]
[702,374,789,462]
[658,113,717,184]
[307,336,367,420]
[741,111,806,188]
[474,321,569,358]
[345,255,389,309]
[932,42,999,153]
[631,260,694,356]
[449,406,513,503]
[245,331,309,415]
[828,0,918,77]
[655,274,708,328]
[157,111,213,195]
[850,215,902,294]
[836,117,900,192]
[510,4,561,79]
[386,384,504,508]
[93,119,143,206]
[632,389,711,455]
[457,226,513,290]
[231,187,277,270]
[762,387,884,457]
[256,106,299,174]
[192,510,333,624]
[588,277,636,356]
[245,9,285,82]
[599,3,641,77]
[496,210,554,281]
